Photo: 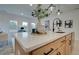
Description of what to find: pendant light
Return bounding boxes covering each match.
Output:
[47,4,56,12]
[56,5,63,15]
[57,9,63,15]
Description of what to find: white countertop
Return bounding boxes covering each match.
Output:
[15,31,72,52]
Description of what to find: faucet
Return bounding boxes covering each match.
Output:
[53,18,62,32]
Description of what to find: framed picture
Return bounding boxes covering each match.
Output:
[65,20,73,28]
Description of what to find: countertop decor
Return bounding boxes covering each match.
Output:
[32,4,54,34]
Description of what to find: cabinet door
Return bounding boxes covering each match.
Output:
[66,34,72,55]
[66,39,72,54]
[57,44,66,55]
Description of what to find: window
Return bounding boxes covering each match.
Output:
[22,22,28,26]
[9,20,17,29]
[31,23,36,29]
[22,22,28,32]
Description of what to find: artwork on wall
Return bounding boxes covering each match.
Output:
[45,20,50,31]
[64,20,73,28]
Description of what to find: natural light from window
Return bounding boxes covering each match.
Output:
[9,20,17,29]
[31,23,36,29]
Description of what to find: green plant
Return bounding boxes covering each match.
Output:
[32,4,50,22]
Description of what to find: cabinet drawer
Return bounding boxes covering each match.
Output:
[31,37,65,55]
[49,44,65,55]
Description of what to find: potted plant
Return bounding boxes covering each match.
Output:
[32,4,50,34]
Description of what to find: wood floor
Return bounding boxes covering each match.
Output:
[0,46,14,55]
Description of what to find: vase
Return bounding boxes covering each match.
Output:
[36,20,46,34]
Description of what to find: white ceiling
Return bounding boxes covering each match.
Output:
[0,4,79,17]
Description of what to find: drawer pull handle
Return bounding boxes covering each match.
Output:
[44,48,54,55]
[56,52,61,55]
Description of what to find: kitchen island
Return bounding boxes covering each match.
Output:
[15,32,74,55]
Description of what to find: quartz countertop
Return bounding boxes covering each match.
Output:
[15,31,73,52]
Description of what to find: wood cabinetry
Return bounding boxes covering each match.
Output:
[15,39,29,55]
[31,37,65,55]
[66,33,73,55]
[48,44,65,55]
[15,39,26,55]
[15,32,74,55]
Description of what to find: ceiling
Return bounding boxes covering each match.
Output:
[0,4,79,17]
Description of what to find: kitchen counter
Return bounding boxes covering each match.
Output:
[15,31,73,53]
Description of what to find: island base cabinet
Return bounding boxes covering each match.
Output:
[31,37,65,55]
[65,34,72,55]
[15,32,74,55]
[66,40,72,55]
[15,39,25,55]
[15,39,29,55]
